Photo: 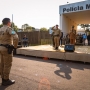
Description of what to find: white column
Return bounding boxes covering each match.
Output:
[60,14,78,36]
[61,14,69,36]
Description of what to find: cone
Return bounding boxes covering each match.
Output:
[43,57,48,60]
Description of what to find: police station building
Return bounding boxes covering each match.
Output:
[59,0,90,35]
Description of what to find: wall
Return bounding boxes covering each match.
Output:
[60,14,77,36]
[59,0,90,36]
[59,0,90,14]
[17,31,51,45]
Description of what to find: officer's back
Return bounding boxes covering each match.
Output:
[0,18,18,86]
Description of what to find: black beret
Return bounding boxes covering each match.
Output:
[2,18,10,23]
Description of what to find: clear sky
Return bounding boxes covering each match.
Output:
[0,0,85,29]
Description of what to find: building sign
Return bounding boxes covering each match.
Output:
[63,4,90,13]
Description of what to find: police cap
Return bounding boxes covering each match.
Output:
[56,24,58,26]
[2,18,10,25]
[72,25,74,28]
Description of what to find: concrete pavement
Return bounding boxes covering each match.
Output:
[0,55,90,90]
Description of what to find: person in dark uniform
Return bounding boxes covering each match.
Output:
[59,32,63,46]
[66,34,70,44]
[87,34,90,45]
[51,32,55,47]
[22,34,28,47]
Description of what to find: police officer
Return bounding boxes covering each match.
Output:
[59,32,63,46]
[51,32,55,47]
[69,26,76,44]
[0,18,18,86]
[52,25,61,50]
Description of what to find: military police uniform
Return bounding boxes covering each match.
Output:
[52,26,61,49]
[0,25,18,85]
[69,30,76,44]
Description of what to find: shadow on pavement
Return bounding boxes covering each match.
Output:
[0,85,9,90]
[54,64,72,80]
[14,55,90,71]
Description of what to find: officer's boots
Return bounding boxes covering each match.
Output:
[55,47,58,50]
[2,78,15,86]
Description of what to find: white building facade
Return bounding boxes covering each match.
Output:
[59,0,90,35]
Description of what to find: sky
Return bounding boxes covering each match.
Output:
[0,0,86,29]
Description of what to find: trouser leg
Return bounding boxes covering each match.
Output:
[83,39,85,45]
[52,36,54,47]
[88,40,90,45]
[59,38,60,46]
[70,39,73,44]
[23,42,25,47]
[61,39,62,46]
[0,53,4,78]
[25,42,27,47]
[0,54,1,75]
[54,37,57,49]
[73,39,75,45]
[1,51,12,80]
[25,41,28,47]
[56,37,59,48]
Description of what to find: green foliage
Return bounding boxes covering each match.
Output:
[24,24,29,26]
[79,24,90,32]
[25,26,32,31]
[22,24,36,31]
[79,24,90,29]
[21,24,29,30]
[0,24,3,28]
[41,39,52,45]
[32,27,35,30]
[26,26,32,30]
[40,27,48,31]
[0,23,18,32]
[11,23,18,32]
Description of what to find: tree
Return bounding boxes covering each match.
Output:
[21,24,36,31]
[0,23,18,32]
[79,24,90,30]
[26,26,32,31]
[0,24,3,28]
[40,27,48,31]
[32,27,35,30]
[11,23,18,32]
[21,24,29,30]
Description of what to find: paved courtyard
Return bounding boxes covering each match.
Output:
[0,55,90,90]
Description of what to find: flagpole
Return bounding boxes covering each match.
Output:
[12,14,13,29]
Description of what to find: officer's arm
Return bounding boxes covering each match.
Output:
[51,26,55,31]
[13,34,19,48]
[7,27,19,48]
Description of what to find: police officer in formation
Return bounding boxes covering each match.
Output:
[0,18,18,86]
[69,26,76,45]
[51,25,61,50]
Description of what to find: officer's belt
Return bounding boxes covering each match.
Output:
[0,44,9,48]
[0,44,6,46]
[54,35,59,37]
[0,44,15,54]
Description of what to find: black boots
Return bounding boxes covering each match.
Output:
[55,47,58,50]
[2,78,15,86]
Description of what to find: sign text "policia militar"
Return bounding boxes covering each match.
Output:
[63,4,90,13]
